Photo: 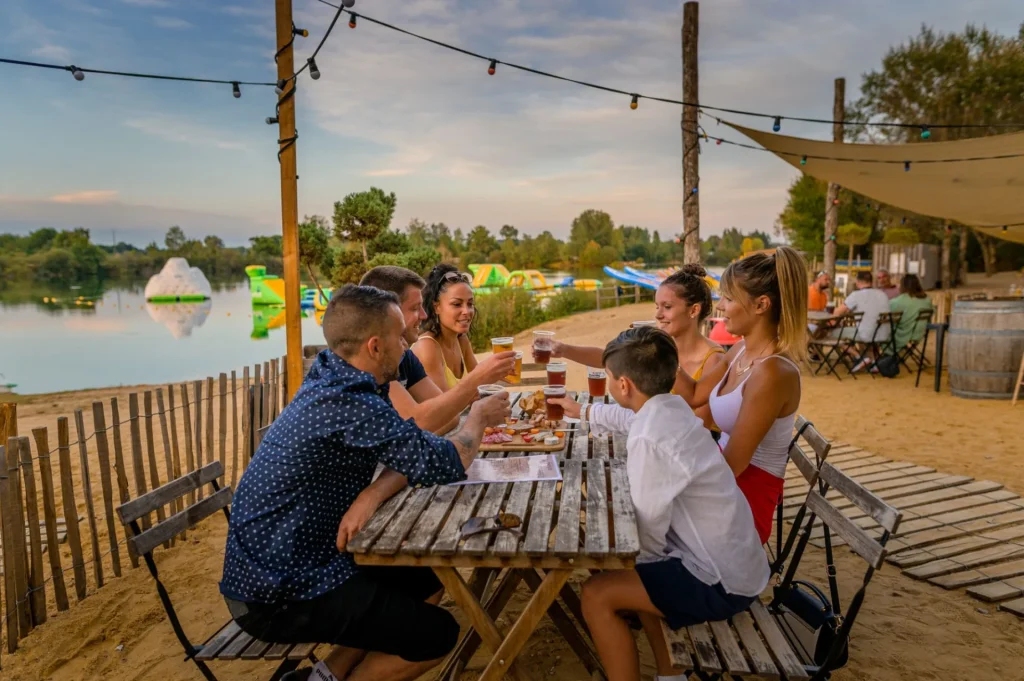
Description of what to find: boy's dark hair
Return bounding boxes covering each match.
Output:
[359,266,426,300]
[323,284,400,357]
[857,270,873,284]
[601,327,678,396]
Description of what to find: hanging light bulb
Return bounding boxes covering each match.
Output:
[70,65,85,81]
[1003,225,1009,232]
[901,217,907,224]
[691,186,698,195]
[800,155,807,166]
[487,59,497,75]
[630,94,639,110]
[716,138,722,145]
[266,116,279,125]
[772,116,781,132]
[232,82,241,98]
[293,27,309,37]
[342,0,356,6]
[833,198,840,206]
[904,161,911,172]
[308,58,320,80]
[348,13,358,28]
[275,79,288,95]
[920,126,931,140]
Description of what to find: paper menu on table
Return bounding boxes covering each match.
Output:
[451,454,562,486]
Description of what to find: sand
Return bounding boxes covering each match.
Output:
[3,300,1024,681]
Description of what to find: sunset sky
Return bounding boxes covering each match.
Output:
[2,0,1021,246]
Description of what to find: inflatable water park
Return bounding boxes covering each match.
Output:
[144,258,212,303]
[603,265,721,298]
[468,264,601,294]
[246,265,331,310]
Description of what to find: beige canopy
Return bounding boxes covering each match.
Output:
[726,122,1024,245]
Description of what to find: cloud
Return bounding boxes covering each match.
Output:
[30,43,71,61]
[120,0,170,6]
[365,169,414,177]
[153,16,192,29]
[50,190,119,204]
[124,116,248,151]
[222,5,272,17]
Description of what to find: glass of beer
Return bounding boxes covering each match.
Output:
[546,362,567,386]
[588,369,607,398]
[491,337,514,354]
[507,351,523,384]
[543,385,566,421]
[533,330,554,363]
[630,321,657,329]
[477,384,506,399]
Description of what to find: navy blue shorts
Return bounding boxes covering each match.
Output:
[636,559,757,630]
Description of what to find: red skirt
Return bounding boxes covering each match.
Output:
[736,464,785,545]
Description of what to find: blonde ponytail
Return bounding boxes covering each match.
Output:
[772,246,808,363]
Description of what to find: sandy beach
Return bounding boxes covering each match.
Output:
[3,300,1024,681]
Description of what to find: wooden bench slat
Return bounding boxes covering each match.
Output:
[819,463,901,533]
[584,460,609,556]
[217,630,255,660]
[787,443,818,485]
[118,461,225,525]
[611,432,627,459]
[461,480,512,555]
[287,642,319,660]
[430,484,485,555]
[592,434,609,460]
[553,461,583,556]
[686,622,723,673]
[660,622,694,670]
[609,460,640,557]
[709,619,751,675]
[196,621,242,660]
[129,486,232,556]
[263,642,295,660]
[731,611,779,679]
[523,480,557,555]
[806,492,886,569]
[793,417,830,461]
[240,638,273,660]
[749,601,809,681]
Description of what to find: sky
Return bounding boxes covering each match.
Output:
[1,0,1022,248]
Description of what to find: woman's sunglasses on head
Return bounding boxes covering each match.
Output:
[443,271,472,284]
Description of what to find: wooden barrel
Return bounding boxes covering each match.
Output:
[948,299,1024,399]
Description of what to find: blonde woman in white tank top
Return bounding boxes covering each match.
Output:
[672,248,808,543]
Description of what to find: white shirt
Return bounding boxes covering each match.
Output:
[844,288,891,343]
[588,394,769,598]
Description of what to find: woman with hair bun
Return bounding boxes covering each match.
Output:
[412,263,479,392]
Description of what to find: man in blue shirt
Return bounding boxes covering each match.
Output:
[221,284,509,681]
[360,266,515,434]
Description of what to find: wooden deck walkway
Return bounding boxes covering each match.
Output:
[783,443,1024,619]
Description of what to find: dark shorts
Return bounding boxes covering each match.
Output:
[637,559,757,630]
[224,567,457,662]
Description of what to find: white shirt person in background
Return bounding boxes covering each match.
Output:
[550,327,768,681]
[833,270,892,372]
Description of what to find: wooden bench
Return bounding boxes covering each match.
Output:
[116,461,318,681]
[658,428,902,681]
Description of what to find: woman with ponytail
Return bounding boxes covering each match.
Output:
[672,247,808,543]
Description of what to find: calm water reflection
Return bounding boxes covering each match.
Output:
[0,281,324,394]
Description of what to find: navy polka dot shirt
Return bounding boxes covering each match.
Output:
[220,349,465,604]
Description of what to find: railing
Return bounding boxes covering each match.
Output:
[0,357,285,665]
[594,284,654,310]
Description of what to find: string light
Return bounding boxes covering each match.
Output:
[800,155,807,166]
[266,116,279,125]
[772,116,781,132]
[1,57,276,88]
[232,81,241,98]
[1004,225,1009,232]
[920,126,931,140]
[488,59,497,75]
[630,94,639,110]
[275,78,287,94]
[293,27,309,37]
[348,13,358,29]
[308,58,321,80]
[691,186,698,194]
[833,198,840,205]
[70,65,84,81]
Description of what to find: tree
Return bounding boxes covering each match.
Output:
[249,235,283,258]
[332,187,397,262]
[776,176,882,257]
[568,210,616,258]
[499,224,519,242]
[203,235,225,250]
[165,226,187,251]
[882,227,918,245]
[299,215,332,295]
[25,228,58,254]
[369,229,410,257]
[836,223,872,292]
[466,226,499,257]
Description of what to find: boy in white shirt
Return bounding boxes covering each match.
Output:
[552,327,768,681]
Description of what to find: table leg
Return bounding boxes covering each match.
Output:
[521,568,602,676]
[440,568,517,681]
[480,569,573,681]
[934,324,946,393]
[433,567,530,681]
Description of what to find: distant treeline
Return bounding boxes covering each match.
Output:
[0,226,283,287]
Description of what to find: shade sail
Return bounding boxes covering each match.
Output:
[726,122,1024,245]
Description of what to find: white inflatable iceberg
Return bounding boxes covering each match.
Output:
[146,300,213,339]
[144,258,212,302]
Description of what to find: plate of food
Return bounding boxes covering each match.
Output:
[479,389,569,451]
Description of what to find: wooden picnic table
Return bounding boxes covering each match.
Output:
[347,391,640,681]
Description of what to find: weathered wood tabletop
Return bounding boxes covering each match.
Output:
[348,391,640,681]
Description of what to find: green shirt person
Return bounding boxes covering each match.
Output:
[889,274,933,352]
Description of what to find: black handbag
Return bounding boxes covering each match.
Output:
[772,579,849,668]
[874,354,900,378]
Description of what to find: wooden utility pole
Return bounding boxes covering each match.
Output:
[274,0,303,400]
[823,77,845,296]
[958,226,969,286]
[682,1,700,264]
[941,222,952,290]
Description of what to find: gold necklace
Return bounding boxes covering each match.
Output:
[735,339,777,376]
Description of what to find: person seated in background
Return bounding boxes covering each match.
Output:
[876,268,900,299]
[413,264,479,392]
[360,266,515,434]
[808,271,831,312]
[550,327,768,681]
[221,284,510,681]
[889,273,934,353]
[833,270,891,372]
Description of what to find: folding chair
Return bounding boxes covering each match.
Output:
[808,313,861,380]
[897,308,935,374]
[853,311,900,378]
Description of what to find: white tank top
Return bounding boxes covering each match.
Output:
[708,348,800,479]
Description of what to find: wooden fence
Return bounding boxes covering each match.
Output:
[594,284,654,310]
[0,357,287,667]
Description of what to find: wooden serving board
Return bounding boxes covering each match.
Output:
[479,421,571,452]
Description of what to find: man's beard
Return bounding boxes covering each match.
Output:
[382,356,402,384]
